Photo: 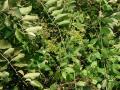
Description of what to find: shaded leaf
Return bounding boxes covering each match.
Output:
[0,39,11,49]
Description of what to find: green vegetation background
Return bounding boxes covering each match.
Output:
[0,0,120,90]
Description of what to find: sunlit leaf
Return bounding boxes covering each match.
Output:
[24,73,40,79]
[4,48,14,56]
[76,81,86,86]
[19,6,32,15]
[30,80,43,88]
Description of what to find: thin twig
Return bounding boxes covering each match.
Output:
[0,52,28,86]
[37,0,66,49]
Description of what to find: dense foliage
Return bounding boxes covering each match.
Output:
[0,0,120,90]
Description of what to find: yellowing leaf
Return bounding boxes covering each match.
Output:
[23,73,40,79]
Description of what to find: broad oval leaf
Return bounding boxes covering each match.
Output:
[0,39,11,49]
[19,6,32,15]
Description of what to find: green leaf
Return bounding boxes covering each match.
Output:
[2,0,9,11]
[48,7,57,13]
[54,14,68,21]
[51,9,63,16]
[8,0,17,7]
[25,26,42,33]
[10,7,22,18]
[13,63,28,68]
[112,12,120,19]
[46,0,57,6]
[100,27,111,35]
[94,52,101,59]
[30,80,43,88]
[4,48,14,56]
[102,79,107,88]
[91,61,97,68]
[103,0,112,11]
[23,73,40,79]
[76,81,86,86]
[97,84,101,89]
[57,20,70,26]
[19,6,32,15]
[64,67,74,73]
[0,71,9,77]
[0,87,3,90]
[50,83,58,90]
[11,53,25,61]
[57,0,63,7]
[62,71,67,79]
[91,79,98,85]
[22,15,39,21]
[13,86,19,90]
[0,39,11,49]
[15,29,26,43]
